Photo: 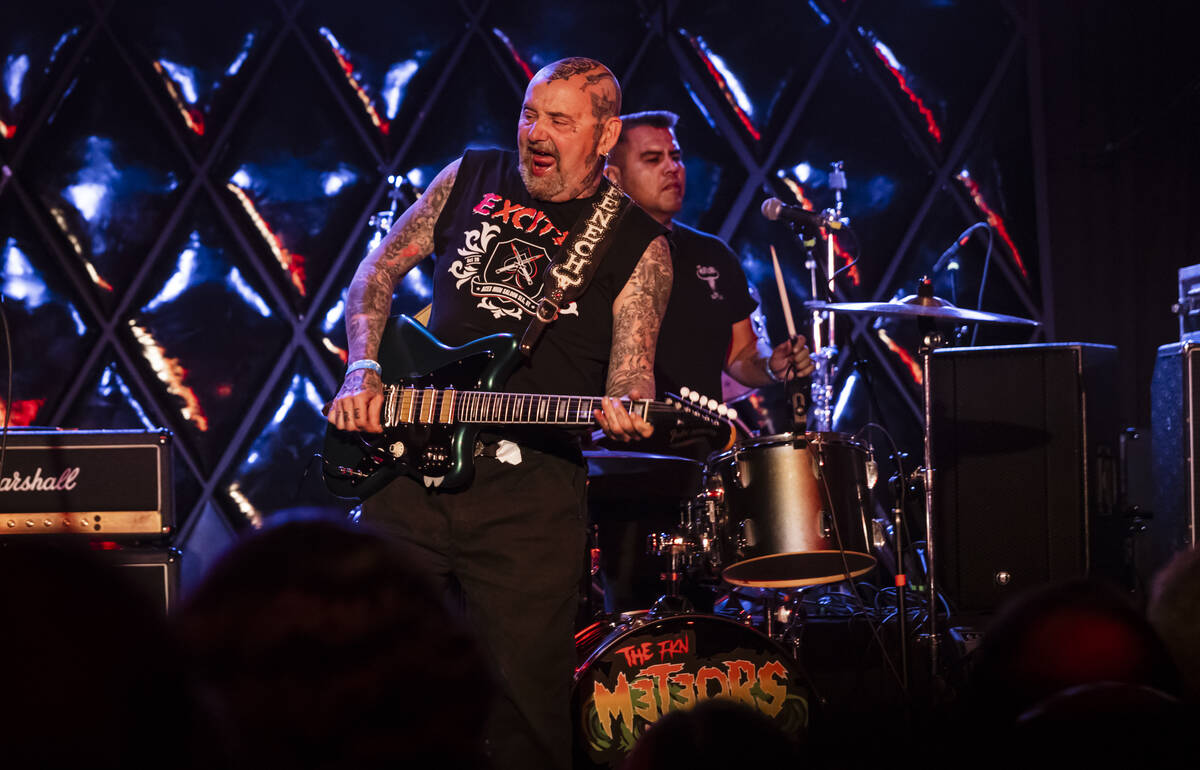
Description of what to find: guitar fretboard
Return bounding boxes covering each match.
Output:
[381,386,653,428]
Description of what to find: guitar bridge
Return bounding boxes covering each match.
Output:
[324,462,373,482]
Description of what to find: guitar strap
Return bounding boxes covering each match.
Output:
[519,176,634,358]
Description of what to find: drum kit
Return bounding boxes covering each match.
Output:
[575,280,1039,768]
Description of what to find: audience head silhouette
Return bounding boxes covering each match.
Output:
[174,516,491,769]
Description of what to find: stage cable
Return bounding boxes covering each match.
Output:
[969,223,995,346]
[0,292,12,480]
[815,441,908,697]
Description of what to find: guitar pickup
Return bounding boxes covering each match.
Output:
[421,449,450,464]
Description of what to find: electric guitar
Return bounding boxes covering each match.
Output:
[322,314,736,500]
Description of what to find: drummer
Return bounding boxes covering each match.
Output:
[604,110,814,426]
[591,112,814,614]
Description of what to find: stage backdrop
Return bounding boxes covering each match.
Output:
[0,0,1045,582]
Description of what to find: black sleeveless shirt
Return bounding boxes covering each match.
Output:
[429,149,665,396]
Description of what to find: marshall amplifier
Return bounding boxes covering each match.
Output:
[0,428,173,539]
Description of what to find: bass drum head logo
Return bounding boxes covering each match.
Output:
[572,614,810,769]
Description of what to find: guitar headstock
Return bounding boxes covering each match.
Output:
[662,387,741,451]
[663,387,725,421]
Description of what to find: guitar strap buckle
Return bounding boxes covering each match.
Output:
[535,297,560,323]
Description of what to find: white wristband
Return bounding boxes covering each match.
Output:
[347,359,382,377]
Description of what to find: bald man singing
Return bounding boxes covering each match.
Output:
[328,58,670,769]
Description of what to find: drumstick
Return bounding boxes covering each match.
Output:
[770,244,797,339]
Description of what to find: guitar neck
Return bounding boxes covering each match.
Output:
[381,386,653,428]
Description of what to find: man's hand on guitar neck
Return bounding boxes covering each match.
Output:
[327,369,384,434]
[593,390,654,443]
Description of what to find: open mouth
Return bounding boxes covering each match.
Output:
[529,150,557,176]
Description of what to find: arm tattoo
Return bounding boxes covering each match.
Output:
[607,235,672,397]
[345,159,459,362]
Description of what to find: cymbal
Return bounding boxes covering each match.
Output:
[583,449,702,508]
[805,295,1039,326]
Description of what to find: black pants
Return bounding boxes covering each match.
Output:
[361,446,587,770]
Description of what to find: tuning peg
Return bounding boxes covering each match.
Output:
[688,391,700,403]
[680,386,692,398]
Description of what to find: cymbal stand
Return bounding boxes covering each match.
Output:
[892,499,909,690]
[808,162,849,433]
[916,297,945,679]
[810,347,837,432]
[805,241,828,432]
[802,241,840,432]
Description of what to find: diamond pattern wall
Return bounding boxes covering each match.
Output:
[0,0,1047,554]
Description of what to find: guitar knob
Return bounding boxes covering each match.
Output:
[388,441,406,459]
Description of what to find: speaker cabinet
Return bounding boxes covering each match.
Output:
[1149,342,1200,580]
[931,343,1119,614]
[103,546,181,613]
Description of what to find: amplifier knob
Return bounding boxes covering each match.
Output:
[25,520,34,528]
[43,520,52,528]
[5,520,13,528]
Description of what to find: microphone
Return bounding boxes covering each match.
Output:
[931,240,962,273]
[761,198,844,231]
[933,222,990,273]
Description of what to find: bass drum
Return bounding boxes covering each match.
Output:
[572,612,811,769]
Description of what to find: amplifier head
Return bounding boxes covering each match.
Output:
[0,429,173,540]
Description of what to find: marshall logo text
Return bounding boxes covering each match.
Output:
[0,467,81,493]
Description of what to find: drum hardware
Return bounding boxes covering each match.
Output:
[584,450,707,615]
[589,523,601,577]
[870,517,888,551]
[892,492,910,690]
[644,529,697,615]
[764,177,848,435]
[737,519,751,550]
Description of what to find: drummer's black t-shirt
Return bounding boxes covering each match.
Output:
[429,149,666,397]
[655,222,759,400]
